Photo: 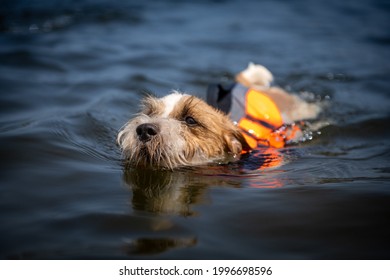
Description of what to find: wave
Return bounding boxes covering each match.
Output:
[0,0,144,33]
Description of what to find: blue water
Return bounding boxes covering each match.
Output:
[0,0,389,259]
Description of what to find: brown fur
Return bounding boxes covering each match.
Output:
[117,92,249,169]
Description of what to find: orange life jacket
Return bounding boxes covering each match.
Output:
[207,83,304,172]
[207,83,302,150]
[237,88,301,150]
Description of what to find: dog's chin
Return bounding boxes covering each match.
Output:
[127,140,190,170]
[118,132,182,170]
[122,138,237,170]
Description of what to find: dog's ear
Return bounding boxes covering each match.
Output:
[224,129,251,155]
[224,134,242,155]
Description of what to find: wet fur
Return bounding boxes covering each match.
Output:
[117,93,249,169]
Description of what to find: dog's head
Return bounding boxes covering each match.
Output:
[117,92,250,169]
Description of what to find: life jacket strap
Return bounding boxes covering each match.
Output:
[239,121,304,149]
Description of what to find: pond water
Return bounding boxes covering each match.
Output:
[0,0,389,259]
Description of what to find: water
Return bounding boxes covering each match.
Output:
[1,0,389,259]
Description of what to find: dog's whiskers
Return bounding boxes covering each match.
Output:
[117,92,247,169]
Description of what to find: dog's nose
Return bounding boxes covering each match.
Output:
[136,123,159,142]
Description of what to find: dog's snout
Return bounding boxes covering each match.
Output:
[136,123,159,142]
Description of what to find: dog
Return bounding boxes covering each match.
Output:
[117,63,321,169]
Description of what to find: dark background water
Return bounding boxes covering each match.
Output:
[0,0,389,259]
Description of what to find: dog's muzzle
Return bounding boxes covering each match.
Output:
[136,123,159,142]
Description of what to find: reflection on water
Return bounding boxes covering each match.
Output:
[125,168,203,215]
[122,168,205,255]
[120,147,288,256]
[123,148,287,215]
[123,237,197,256]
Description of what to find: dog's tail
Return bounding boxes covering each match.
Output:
[236,62,274,88]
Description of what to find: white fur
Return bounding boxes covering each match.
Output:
[241,62,274,87]
[161,91,187,117]
[117,113,189,168]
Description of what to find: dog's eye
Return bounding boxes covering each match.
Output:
[185,116,197,126]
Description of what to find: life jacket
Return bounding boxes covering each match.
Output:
[207,83,302,150]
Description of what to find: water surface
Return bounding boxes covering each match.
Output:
[0,0,389,259]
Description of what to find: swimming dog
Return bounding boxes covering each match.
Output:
[117,63,320,169]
